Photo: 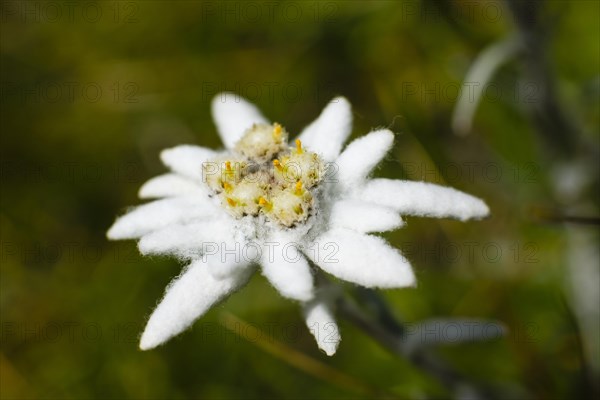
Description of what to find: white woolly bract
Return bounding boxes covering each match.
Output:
[306,228,416,289]
[138,219,235,260]
[297,97,353,161]
[160,145,217,181]
[303,299,340,356]
[329,199,404,233]
[107,196,218,240]
[138,173,202,199]
[260,234,314,301]
[211,92,269,149]
[335,129,394,185]
[139,261,253,350]
[357,178,490,221]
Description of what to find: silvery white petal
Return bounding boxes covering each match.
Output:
[138,218,235,259]
[297,97,352,161]
[306,228,416,288]
[329,200,403,233]
[335,129,394,185]
[139,261,253,350]
[260,235,314,302]
[303,298,340,356]
[357,179,490,221]
[160,145,217,181]
[211,92,269,149]
[107,196,219,240]
[138,173,203,199]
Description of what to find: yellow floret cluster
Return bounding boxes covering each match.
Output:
[202,123,325,227]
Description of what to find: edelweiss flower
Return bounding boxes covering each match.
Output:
[107,93,489,355]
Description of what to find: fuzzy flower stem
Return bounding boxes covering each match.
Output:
[312,270,491,398]
[336,292,496,400]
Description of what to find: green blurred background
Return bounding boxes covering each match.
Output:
[1,1,599,399]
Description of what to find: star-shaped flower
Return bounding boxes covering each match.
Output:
[107,93,489,355]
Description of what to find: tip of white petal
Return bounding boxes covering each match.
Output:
[321,344,338,356]
[106,220,127,240]
[464,197,490,221]
[478,200,491,218]
[373,128,394,143]
[210,92,243,119]
[446,188,490,221]
[402,270,418,288]
[138,180,173,199]
[211,91,237,105]
[137,186,152,199]
[139,326,164,351]
[331,96,350,106]
[106,226,117,240]
[304,298,341,356]
[386,263,417,289]
[138,309,182,351]
[327,97,352,122]
[137,236,155,255]
[399,256,418,288]
[159,147,178,168]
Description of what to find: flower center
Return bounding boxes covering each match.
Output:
[202,123,325,227]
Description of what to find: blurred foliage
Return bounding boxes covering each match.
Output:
[1,0,599,399]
